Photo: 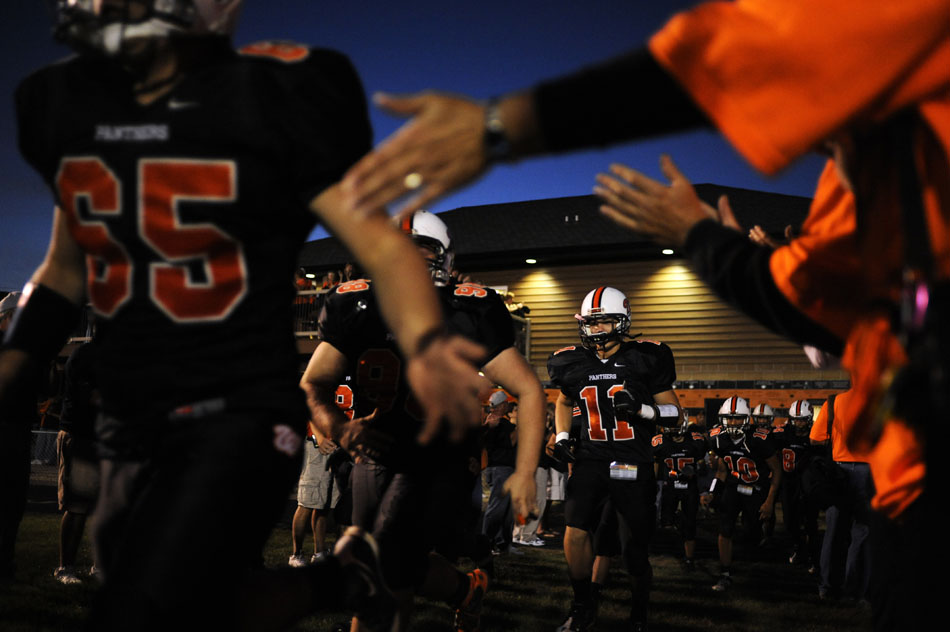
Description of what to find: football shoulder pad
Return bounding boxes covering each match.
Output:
[546,345,594,389]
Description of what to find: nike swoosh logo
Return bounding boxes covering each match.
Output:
[168,99,198,110]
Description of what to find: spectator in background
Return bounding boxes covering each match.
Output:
[55,338,101,584]
[810,390,874,603]
[289,422,347,567]
[323,270,342,290]
[503,292,531,319]
[482,390,518,554]
[343,263,361,282]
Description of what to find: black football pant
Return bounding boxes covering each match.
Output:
[87,411,302,631]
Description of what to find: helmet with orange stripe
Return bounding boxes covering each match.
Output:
[718,395,750,439]
[787,399,814,436]
[751,403,775,429]
[400,210,454,287]
[576,286,631,351]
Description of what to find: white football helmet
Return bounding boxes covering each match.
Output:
[400,210,454,287]
[54,0,243,56]
[718,395,750,439]
[751,403,775,429]
[787,399,814,436]
[575,287,631,350]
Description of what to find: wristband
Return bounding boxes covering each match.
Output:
[3,283,80,361]
[556,431,570,443]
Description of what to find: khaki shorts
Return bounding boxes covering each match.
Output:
[296,440,340,510]
[57,430,100,514]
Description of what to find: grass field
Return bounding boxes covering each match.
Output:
[1,477,871,631]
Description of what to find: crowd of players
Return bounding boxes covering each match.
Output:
[0,1,941,631]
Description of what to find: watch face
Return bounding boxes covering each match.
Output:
[484,101,511,161]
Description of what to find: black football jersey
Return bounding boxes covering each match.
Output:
[652,431,706,484]
[772,425,820,476]
[708,426,778,486]
[547,340,676,464]
[317,279,514,466]
[16,41,371,421]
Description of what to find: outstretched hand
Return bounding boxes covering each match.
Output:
[595,155,731,247]
[504,469,538,522]
[407,333,491,444]
[339,410,393,462]
[342,92,489,219]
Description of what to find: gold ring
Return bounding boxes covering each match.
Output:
[403,172,423,190]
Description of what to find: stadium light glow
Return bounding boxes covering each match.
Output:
[525,258,537,264]
[661,249,674,255]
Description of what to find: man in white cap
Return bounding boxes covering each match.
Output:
[482,390,519,555]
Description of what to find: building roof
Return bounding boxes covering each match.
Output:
[298,184,811,271]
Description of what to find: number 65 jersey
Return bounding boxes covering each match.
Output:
[547,340,676,465]
[15,41,371,422]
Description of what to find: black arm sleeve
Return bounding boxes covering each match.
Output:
[532,48,710,153]
[683,219,844,356]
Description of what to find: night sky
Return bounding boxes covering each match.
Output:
[0,1,826,290]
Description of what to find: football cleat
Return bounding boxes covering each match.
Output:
[334,526,397,632]
[454,568,489,632]
[576,286,632,350]
[288,553,308,567]
[53,566,83,585]
[556,602,595,632]
[712,573,732,592]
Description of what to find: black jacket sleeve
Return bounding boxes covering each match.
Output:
[683,219,844,356]
[532,48,710,153]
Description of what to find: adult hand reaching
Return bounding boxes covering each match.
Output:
[342,92,489,219]
[595,155,728,247]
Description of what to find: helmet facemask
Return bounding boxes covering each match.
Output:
[576,287,632,352]
[720,414,749,439]
[53,0,240,57]
[413,236,454,287]
[790,416,812,436]
[402,211,454,287]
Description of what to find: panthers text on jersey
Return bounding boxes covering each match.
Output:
[16,40,371,423]
[547,340,676,464]
[708,426,778,487]
[317,279,514,468]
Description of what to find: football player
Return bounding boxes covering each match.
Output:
[652,418,707,568]
[704,396,781,591]
[750,403,778,543]
[548,287,681,632]
[301,210,544,632]
[777,400,821,571]
[0,2,490,630]
[751,403,775,430]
